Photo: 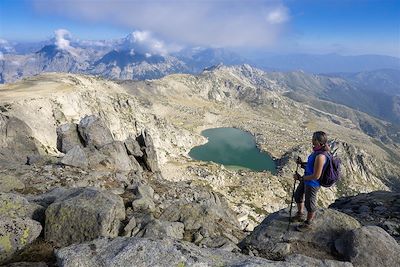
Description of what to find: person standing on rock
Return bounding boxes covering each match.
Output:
[292,131,329,231]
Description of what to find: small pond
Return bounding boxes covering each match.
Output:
[189,127,276,173]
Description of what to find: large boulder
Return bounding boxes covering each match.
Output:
[0,193,44,222]
[131,184,155,212]
[0,114,40,163]
[78,115,114,149]
[0,174,25,193]
[98,141,134,172]
[61,146,88,169]
[45,187,125,247]
[0,217,42,264]
[239,208,361,260]
[55,237,352,267]
[136,130,159,172]
[0,193,43,264]
[160,191,244,248]
[56,123,83,153]
[330,191,400,241]
[335,226,400,267]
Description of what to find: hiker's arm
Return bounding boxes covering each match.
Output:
[302,155,325,181]
[296,157,307,169]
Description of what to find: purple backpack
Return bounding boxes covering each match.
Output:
[316,151,341,187]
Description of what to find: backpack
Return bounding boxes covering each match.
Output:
[316,151,341,187]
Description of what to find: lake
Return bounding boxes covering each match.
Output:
[189,127,276,173]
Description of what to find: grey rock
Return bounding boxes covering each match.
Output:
[131,184,156,212]
[61,145,88,169]
[284,254,353,267]
[55,237,276,267]
[78,115,114,149]
[0,174,25,192]
[239,208,361,260]
[0,192,45,222]
[55,237,352,267]
[56,123,83,153]
[26,187,81,208]
[335,226,400,267]
[124,137,143,157]
[45,187,125,247]
[122,217,137,236]
[99,141,133,172]
[26,155,44,166]
[0,217,42,265]
[0,114,40,163]
[357,205,370,213]
[138,220,184,240]
[136,130,159,172]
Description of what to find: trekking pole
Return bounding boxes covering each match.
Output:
[287,160,299,231]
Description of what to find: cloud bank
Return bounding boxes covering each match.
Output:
[34,0,290,48]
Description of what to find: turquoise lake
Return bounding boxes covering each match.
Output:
[189,127,276,173]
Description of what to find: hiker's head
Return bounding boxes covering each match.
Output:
[312,131,329,151]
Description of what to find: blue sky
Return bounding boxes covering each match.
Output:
[0,0,399,56]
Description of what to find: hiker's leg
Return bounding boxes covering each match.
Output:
[294,180,305,214]
[304,185,320,222]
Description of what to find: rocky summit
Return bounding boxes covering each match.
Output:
[0,70,399,266]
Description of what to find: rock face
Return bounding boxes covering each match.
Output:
[55,237,352,267]
[98,141,134,172]
[56,123,82,154]
[0,114,40,163]
[330,191,400,241]
[78,115,114,149]
[136,130,159,172]
[239,208,361,260]
[335,226,400,267]
[45,187,125,247]
[138,220,185,240]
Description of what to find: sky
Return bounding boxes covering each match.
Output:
[0,0,399,57]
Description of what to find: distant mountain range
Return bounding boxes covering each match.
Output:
[1,32,399,84]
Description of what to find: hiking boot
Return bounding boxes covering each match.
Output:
[291,212,305,223]
[296,220,313,232]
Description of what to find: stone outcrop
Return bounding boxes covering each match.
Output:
[45,187,125,247]
[56,116,157,174]
[56,123,83,154]
[239,208,361,260]
[55,237,352,267]
[335,226,400,267]
[0,114,40,163]
[136,130,159,172]
[330,190,400,241]
[78,115,114,149]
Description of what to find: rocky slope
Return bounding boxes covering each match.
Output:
[0,70,399,265]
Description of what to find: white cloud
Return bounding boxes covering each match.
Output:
[54,29,72,50]
[34,0,290,48]
[122,30,172,56]
[266,5,289,24]
[0,52,4,60]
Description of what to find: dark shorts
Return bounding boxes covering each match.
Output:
[294,180,320,212]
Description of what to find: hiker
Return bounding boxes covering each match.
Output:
[292,131,329,231]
